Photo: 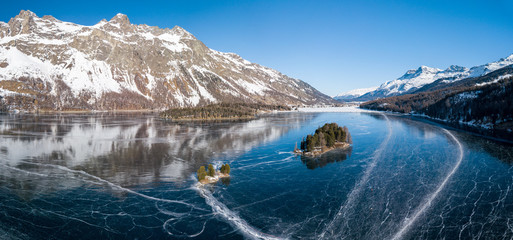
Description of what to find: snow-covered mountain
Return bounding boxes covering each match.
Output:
[361,65,513,139]
[0,10,334,111]
[354,54,513,101]
[333,86,377,101]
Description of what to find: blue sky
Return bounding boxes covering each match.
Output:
[2,0,513,96]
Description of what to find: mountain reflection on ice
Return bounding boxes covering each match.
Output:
[1,112,513,239]
[0,113,310,190]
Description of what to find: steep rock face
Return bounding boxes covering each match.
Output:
[353,55,513,101]
[0,10,334,111]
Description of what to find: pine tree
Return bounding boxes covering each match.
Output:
[207,164,215,177]
[197,166,207,181]
[306,135,314,152]
[326,134,335,147]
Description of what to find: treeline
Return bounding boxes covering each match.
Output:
[300,123,352,152]
[360,90,448,113]
[424,77,513,127]
[160,102,291,120]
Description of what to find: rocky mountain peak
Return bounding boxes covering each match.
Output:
[41,15,57,21]
[398,69,417,80]
[100,13,134,33]
[396,66,440,80]
[170,25,196,40]
[417,65,440,73]
[109,13,130,25]
[405,69,417,74]
[502,54,513,61]
[14,10,37,20]
[7,10,38,35]
[445,65,467,72]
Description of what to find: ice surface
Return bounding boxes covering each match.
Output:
[1,112,513,239]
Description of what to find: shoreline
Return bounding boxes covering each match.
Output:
[294,106,374,113]
[162,109,288,121]
[2,109,160,114]
[406,115,513,145]
[360,106,513,145]
[2,105,366,115]
[162,115,256,122]
[198,172,230,185]
[296,142,351,157]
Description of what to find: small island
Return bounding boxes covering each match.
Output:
[197,163,231,184]
[295,123,352,157]
[160,103,291,121]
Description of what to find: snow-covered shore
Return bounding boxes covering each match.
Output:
[295,106,374,113]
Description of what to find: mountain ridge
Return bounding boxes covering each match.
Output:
[0,10,335,111]
[360,65,513,141]
[339,54,513,101]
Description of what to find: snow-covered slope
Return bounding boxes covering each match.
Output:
[0,10,334,111]
[467,55,513,78]
[354,55,513,101]
[333,86,377,101]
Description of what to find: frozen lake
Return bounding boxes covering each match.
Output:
[1,112,512,239]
